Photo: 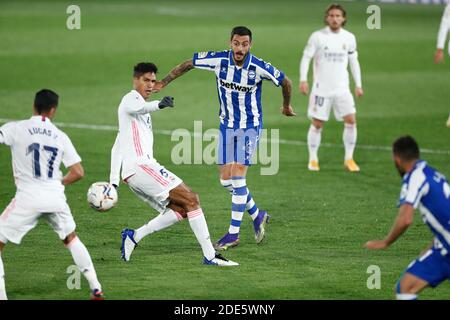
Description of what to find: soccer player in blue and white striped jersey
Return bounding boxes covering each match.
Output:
[154,26,296,250]
[365,136,450,300]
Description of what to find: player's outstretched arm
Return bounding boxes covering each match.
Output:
[153,59,195,92]
[281,76,296,117]
[62,162,84,186]
[364,204,415,250]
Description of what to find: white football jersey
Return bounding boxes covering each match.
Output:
[0,116,81,210]
[111,90,161,183]
[303,27,358,97]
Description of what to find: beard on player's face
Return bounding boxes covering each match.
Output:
[230,36,251,64]
[328,20,343,30]
[233,50,246,62]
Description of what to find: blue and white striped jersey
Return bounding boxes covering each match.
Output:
[193,50,285,129]
[398,160,450,256]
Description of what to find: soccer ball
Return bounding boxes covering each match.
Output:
[87,182,118,212]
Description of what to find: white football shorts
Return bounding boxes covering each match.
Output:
[307,91,356,122]
[126,161,183,214]
[0,198,76,244]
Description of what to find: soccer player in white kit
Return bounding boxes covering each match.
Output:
[433,3,450,127]
[111,63,237,267]
[299,4,364,172]
[0,89,103,300]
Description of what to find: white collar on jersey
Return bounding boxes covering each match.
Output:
[131,89,145,101]
[31,115,51,122]
[325,26,342,34]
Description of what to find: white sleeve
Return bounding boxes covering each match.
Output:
[110,133,122,186]
[61,133,82,168]
[300,33,317,82]
[299,55,311,82]
[303,33,318,59]
[123,98,160,115]
[437,6,450,50]
[349,52,362,88]
[348,35,362,88]
[0,122,16,146]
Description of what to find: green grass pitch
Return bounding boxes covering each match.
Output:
[0,0,449,299]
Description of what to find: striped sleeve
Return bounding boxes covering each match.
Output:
[398,170,428,209]
[192,51,225,71]
[259,61,285,87]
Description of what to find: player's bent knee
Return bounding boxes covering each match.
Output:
[187,192,200,209]
[312,119,324,130]
[63,231,77,246]
[344,115,356,125]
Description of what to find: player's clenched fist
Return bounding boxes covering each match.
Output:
[158,96,175,109]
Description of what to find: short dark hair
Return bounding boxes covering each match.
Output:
[393,136,420,161]
[324,4,347,26]
[133,62,158,78]
[34,89,59,114]
[231,26,252,41]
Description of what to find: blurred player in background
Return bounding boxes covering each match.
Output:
[434,3,450,64]
[433,3,450,127]
[111,63,237,266]
[299,4,363,172]
[153,26,296,250]
[0,90,103,300]
[365,136,450,300]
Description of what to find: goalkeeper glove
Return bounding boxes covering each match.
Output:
[158,96,174,109]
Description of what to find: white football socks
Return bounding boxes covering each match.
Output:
[66,237,101,291]
[134,209,183,243]
[0,252,6,300]
[307,124,322,162]
[343,123,357,160]
[187,208,215,260]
